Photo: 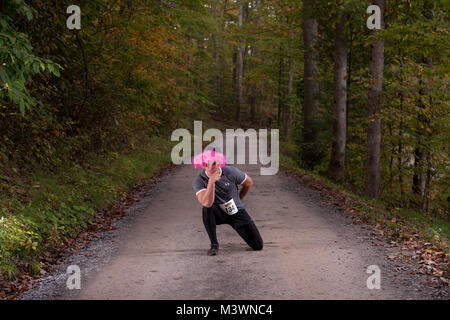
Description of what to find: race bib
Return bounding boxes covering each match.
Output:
[219,198,238,215]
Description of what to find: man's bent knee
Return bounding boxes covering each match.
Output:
[253,240,263,251]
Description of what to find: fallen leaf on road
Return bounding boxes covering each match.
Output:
[432,269,443,277]
[440,277,450,284]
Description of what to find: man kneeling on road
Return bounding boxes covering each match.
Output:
[192,148,263,256]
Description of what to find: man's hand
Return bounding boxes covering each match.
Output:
[209,168,221,183]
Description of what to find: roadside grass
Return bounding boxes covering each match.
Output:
[279,142,450,256]
[0,136,174,279]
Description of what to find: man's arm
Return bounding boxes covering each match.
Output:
[239,175,253,200]
[196,179,215,208]
[196,170,220,207]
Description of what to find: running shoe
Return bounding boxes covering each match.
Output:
[207,244,219,256]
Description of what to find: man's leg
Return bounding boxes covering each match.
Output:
[202,206,218,245]
[235,222,263,251]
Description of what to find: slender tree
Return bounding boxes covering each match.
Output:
[365,0,385,198]
[277,42,284,128]
[329,8,348,183]
[236,2,245,122]
[284,27,294,138]
[302,0,320,169]
[412,1,434,211]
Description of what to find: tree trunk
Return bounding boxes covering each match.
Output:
[256,0,264,127]
[388,124,394,188]
[413,3,433,211]
[232,46,237,109]
[413,147,426,198]
[423,56,433,212]
[329,10,348,183]
[210,1,220,106]
[398,91,406,206]
[284,28,294,138]
[250,84,256,123]
[302,0,320,169]
[250,0,263,124]
[236,3,244,122]
[277,44,284,128]
[259,78,265,126]
[365,0,385,198]
[346,21,353,134]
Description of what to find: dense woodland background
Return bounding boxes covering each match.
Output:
[0,0,448,277]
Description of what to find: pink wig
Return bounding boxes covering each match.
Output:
[193,148,226,168]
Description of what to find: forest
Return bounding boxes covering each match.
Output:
[0,0,448,280]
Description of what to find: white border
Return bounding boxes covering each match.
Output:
[239,173,247,185]
[195,189,206,195]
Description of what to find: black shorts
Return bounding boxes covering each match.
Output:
[204,204,253,230]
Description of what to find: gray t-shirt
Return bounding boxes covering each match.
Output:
[192,165,247,210]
